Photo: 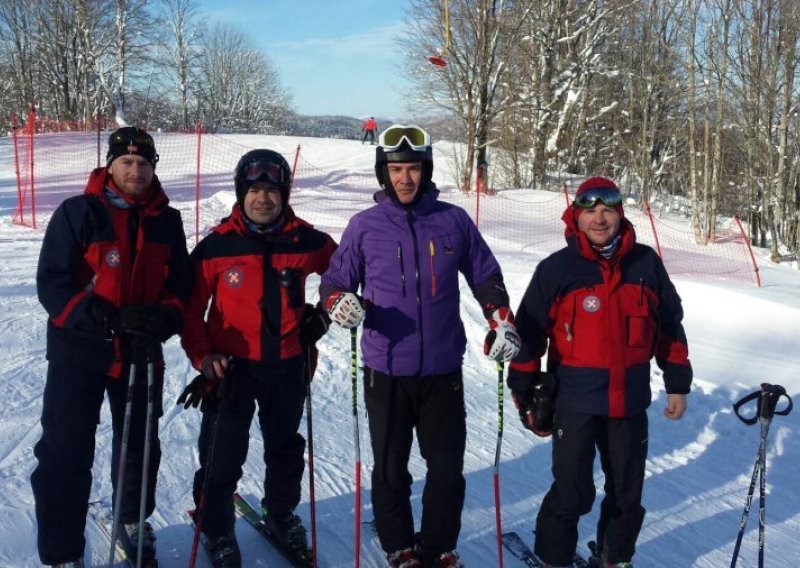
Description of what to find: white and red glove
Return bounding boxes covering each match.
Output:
[484,307,521,362]
[326,291,366,329]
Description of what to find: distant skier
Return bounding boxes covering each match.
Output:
[31,127,191,568]
[320,124,521,567]
[508,176,693,568]
[362,116,378,145]
[177,149,337,568]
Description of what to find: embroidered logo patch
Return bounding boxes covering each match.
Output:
[224,268,243,288]
[127,144,138,153]
[583,295,601,313]
[105,249,121,267]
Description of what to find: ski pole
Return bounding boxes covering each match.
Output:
[730,383,793,568]
[351,328,361,568]
[188,376,225,568]
[135,358,156,568]
[493,361,505,568]
[109,359,139,567]
[305,346,318,568]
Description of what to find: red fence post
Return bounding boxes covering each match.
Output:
[195,122,203,246]
[475,182,481,230]
[292,144,301,179]
[733,214,762,287]
[11,113,23,225]
[562,182,570,207]
[29,103,37,229]
[644,200,662,259]
[96,111,102,168]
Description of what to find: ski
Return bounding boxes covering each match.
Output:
[502,532,544,567]
[87,501,158,567]
[232,492,314,568]
[502,531,596,568]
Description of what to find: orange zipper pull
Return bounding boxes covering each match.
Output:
[429,239,437,296]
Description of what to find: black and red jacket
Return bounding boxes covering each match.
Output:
[37,167,192,378]
[508,206,692,417]
[181,205,337,369]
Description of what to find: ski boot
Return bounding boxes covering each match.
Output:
[208,531,242,568]
[118,521,158,567]
[387,547,422,567]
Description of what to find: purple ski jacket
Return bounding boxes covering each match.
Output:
[320,185,509,376]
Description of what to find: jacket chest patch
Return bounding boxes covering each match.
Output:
[105,248,121,267]
[582,295,601,313]
[224,268,244,288]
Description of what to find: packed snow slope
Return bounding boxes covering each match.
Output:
[1,134,798,567]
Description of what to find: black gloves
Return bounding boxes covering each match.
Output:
[176,373,237,411]
[511,372,556,437]
[111,304,182,365]
[176,374,217,409]
[298,303,330,346]
[113,304,182,343]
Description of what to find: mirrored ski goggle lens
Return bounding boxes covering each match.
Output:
[574,186,623,209]
[110,133,154,147]
[243,161,288,184]
[379,125,430,150]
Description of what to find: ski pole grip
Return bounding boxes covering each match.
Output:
[734,383,794,425]
[759,383,793,418]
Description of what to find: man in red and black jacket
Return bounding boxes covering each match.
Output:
[32,127,191,567]
[178,149,337,567]
[508,176,692,568]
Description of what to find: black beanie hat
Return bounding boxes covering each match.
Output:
[106,127,159,168]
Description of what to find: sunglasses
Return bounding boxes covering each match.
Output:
[378,125,431,152]
[242,160,289,185]
[110,132,154,147]
[573,186,623,209]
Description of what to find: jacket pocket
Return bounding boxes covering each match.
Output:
[625,303,655,348]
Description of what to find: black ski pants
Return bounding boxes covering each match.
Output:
[193,356,306,539]
[364,367,466,560]
[31,359,163,565]
[362,130,376,144]
[534,411,648,566]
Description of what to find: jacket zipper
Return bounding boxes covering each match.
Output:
[407,211,424,375]
[429,239,437,296]
[397,242,406,297]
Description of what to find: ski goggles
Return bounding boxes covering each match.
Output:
[109,131,154,147]
[241,160,289,185]
[378,125,431,152]
[573,186,623,209]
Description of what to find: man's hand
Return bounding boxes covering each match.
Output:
[511,372,556,436]
[326,291,366,329]
[664,393,687,420]
[299,304,330,346]
[484,307,521,362]
[201,353,229,380]
[113,304,181,342]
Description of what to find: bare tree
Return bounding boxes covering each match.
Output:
[157,0,203,129]
[194,22,290,133]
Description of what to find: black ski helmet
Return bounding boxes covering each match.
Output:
[375,126,433,204]
[234,149,293,207]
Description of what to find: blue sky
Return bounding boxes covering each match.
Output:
[196,0,413,120]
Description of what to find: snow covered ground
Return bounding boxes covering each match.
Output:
[1,134,798,567]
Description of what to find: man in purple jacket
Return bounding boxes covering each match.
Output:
[320,125,521,568]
